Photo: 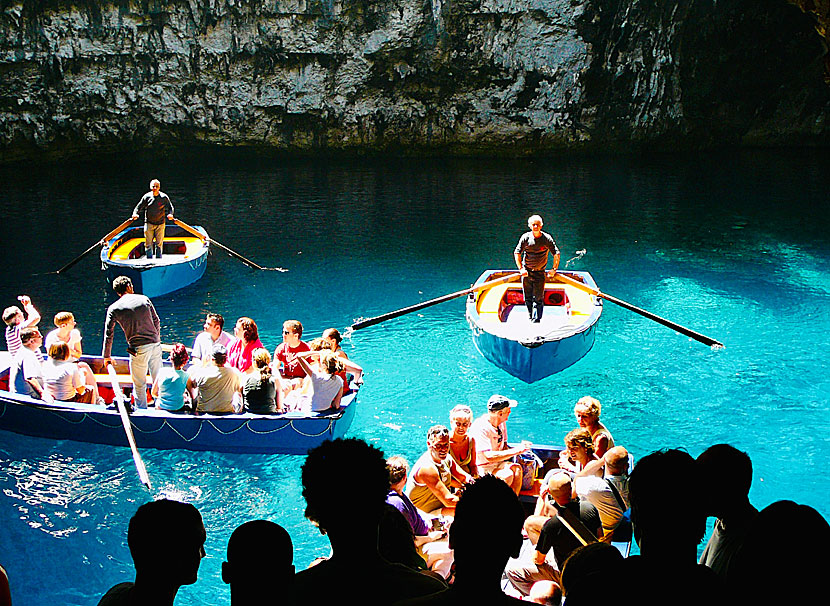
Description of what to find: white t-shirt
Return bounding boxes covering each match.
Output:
[574,473,629,534]
[44,328,82,357]
[469,414,507,473]
[42,358,83,401]
[191,331,233,361]
[11,347,43,397]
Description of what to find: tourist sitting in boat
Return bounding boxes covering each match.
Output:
[239,348,282,414]
[407,425,473,519]
[557,428,602,477]
[287,349,344,413]
[44,311,101,403]
[4,294,42,361]
[186,344,242,414]
[572,396,615,458]
[226,317,264,374]
[42,342,97,404]
[9,327,50,401]
[274,320,310,392]
[469,394,532,494]
[386,455,454,579]
[322,327,348,359]
[505,473,600,597]
[191,313,233,366]
[307,337,364,396]
[448,404,478,478]
[151,343,191,413]
[572,446,631,542]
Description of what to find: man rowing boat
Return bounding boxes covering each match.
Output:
[514,214,560,323]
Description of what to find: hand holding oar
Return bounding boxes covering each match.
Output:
[553,272,724,348]
[54,217,136,274]
[172,218,287,272]
[351,273,522,331]
[107,363,152,491]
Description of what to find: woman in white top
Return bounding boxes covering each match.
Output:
[293,350,344,412]
[43,342,95,403]
[44,311,101,403]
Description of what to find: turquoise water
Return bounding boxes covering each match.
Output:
[0,151,828,605]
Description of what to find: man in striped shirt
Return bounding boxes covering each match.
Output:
[3,294,42,361]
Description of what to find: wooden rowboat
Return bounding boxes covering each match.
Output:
[466,270,603,382]
[0,353,359,455]
[100,223,210,298]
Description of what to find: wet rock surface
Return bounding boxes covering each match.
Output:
[0,0,827,161]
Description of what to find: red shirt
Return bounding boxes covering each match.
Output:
[227,338,264,373]
[274,341,310,378]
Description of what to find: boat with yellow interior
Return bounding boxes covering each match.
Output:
[466,269,603,382]
[100,223,210,297]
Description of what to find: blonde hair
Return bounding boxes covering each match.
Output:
[565,428,594,454]
[252,348,272,382]
[450,404,473,421]
[54,311,74,326]
[48,341,70,361]
[319,351,344,375]
[575,396,601,419]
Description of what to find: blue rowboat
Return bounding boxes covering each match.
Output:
[101,223,210,298]
[466,270,603,382]
[0,354,359,455]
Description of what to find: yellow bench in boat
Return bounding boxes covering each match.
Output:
[476,281,595,324]
[109,236,205,261]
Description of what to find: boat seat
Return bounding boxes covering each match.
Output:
[93,373,153,386]
[113,237,204,260]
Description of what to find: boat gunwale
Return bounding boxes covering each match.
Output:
[100,225,210,270]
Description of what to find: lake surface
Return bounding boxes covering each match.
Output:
[0,150,828,605]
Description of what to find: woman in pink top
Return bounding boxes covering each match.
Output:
[226,317,263,374]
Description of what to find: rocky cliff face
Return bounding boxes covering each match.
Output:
[0,0,827,161]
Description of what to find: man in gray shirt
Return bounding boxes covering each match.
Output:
[132,178,174,259]
[102,276,162,409]
[514,214,559,323]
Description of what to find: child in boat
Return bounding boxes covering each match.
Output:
[3,295,42,361]
[45,311,102,404]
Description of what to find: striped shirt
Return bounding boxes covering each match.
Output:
[5,324,43,362]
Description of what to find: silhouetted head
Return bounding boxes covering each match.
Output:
[629,449,705,556]
[730,500,829,601]
[560,542,624,602]
[302,438,389,538]
[378,504,422,570]
[127,499,205,587]
[696,444,752,517]
[223,520,294,601]
[449,475,525,575]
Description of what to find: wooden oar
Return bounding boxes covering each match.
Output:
[54,218,136,274]
[172,219,287,272]
[553,272,724,348]
[351,273,522,331]
[107,363,152,491]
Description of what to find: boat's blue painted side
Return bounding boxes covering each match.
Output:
[0,390,358,455]
[466,270,602,382]
[101,225,210,298]
[0,354,359,455]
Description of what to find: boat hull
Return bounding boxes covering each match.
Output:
[101,224,210,298]
[0,355,358,455]
[466,270,602,382]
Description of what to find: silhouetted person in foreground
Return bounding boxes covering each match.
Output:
[623,449,724,606]
[294,438,446,605]
[729,500,830,604]
[223,520,294,606]
[0,563,10,606]
[559,542,623,605]
[98,499,206,606]
[696,444,758,580]
[401,474,527,605]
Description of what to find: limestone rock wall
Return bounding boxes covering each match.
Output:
[0,0,827,160]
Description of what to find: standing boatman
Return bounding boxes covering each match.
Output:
[102,276,162,410]
[132,178,174,259]
[514,215,560,323]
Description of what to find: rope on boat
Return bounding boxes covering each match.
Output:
[4,400,338,443]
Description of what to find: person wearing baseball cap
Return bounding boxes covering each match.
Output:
[469,394,532,494]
